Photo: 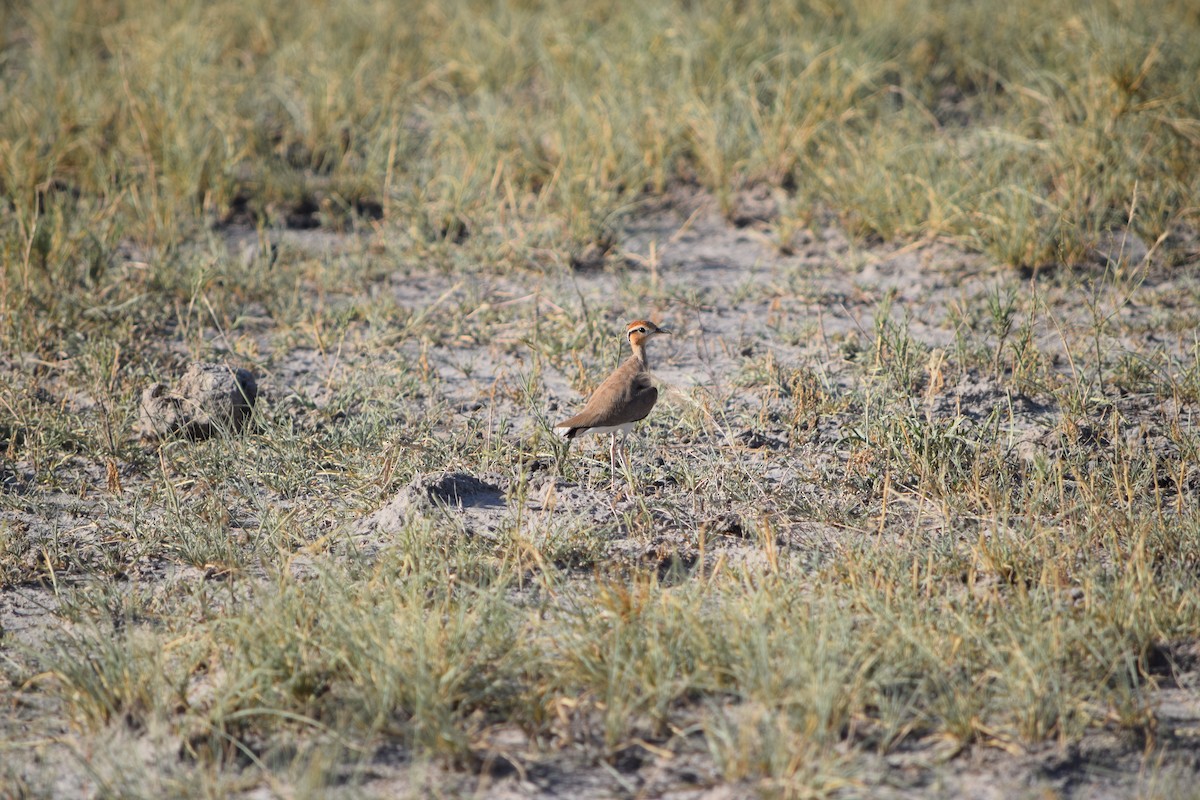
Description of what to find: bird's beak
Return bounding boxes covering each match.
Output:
[657,327,671,335]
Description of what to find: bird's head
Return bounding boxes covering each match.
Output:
[625,319,671,348]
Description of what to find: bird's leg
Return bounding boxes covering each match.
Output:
[609,432,618,490]
[620,429,636,494]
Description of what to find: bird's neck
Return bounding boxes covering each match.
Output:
[629,339,650,371]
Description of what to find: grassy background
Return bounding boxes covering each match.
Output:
[4,0,1199,322]
[3,1,1200,797]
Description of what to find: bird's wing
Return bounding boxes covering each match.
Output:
[556,357,657,430]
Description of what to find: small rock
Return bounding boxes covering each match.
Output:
[730,184,780,228]
[704,512,747,538]
[736,428,782,449]
[138,362,258,442]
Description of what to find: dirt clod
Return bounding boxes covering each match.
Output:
[357,471,507,540]
[137,362,258,442]
[413,471,506,508]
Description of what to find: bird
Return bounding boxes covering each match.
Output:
[554,319,670,482]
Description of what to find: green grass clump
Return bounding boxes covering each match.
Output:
[29,500,1196,793]
[3,0,1198,338]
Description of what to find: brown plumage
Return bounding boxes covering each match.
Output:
[555,320,670,479]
